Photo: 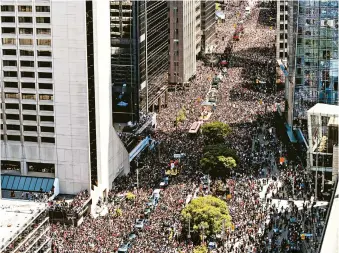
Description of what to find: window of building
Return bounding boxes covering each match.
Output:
[4,82,18,88]
[40,105,53,111]
[20,73,34,80]
[24,136,38,142]
[7,135,21,141]
[38,72,52,79]
[19,39,33,45]
[18,17,32,23]
[6,103,19,110]
[36,6,50,12]
[37,39,51,46]
[2,38,16,45]
[7,124,20,131]
[39,94,53,101]
[20,50,34,56]
[2,27,16,34]
[1,5,15,12]
[40,115,54,122]
[22,93,36,100]
[38,61,52,68]
[5,93,19,99]
[18,6,32,12]
[3,60,17,67]
[22,104,36,110]
[36,28,51,35]
[36,17,50,23]
[27,162,55,173]
[19,28,33,34]
[4,71,18,77]
[41,137,55,144]
[23,115,36,121]
[6,114,20,120]
[39,83,53,90]
[37,50,51,57]
[41,126,54,133]
[1,16,15,23]
[1,135,4,140]
[20,61,34,67]
[3,49,16,55]
[22,82,35,89]
[23,125,37,132]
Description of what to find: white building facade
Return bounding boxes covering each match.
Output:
[0,0,129,196]
[169,0,197,84]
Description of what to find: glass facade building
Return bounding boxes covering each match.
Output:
[291,0,338,131]
[110,0,169,124]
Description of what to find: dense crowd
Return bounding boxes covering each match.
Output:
[49,1,331,253]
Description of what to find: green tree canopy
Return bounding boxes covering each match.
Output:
[181,196,232,239]
[201,121,231,144]
[200,144,238,178]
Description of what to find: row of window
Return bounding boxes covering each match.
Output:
[2,27,51,35]
[3,61,52,68]
[4,71,52,79]
[3,60,52,68]
[1,16,50,24]
[2,114,54,122]
[1,135,55,143]
[1,5,50,13]
[4,82,53,90]
[1,124,54,133]
[3,103,53,111]
[2,38,51,46]
[5,93,53,101]
[3,49,51,57]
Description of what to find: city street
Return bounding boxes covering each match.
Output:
[51,1,329,253]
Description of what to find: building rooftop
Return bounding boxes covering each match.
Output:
[0,199,46,250]
[308,103,339,117]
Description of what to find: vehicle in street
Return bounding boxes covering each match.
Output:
[117,242,132,253]
[135,219,146,230]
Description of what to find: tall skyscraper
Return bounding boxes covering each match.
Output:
[275,0,289,62]
[110,0,169,123]
[200,0,216,52]
[169,0,197,84]
[0,0,129,195]
[285,0,338,142]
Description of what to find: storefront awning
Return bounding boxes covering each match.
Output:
[1,175,55,193]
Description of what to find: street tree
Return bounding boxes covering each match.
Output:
[181,196,232,240]
[201,121,231,143]
[200,144,238,178]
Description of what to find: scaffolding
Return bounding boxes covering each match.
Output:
[292,0,338,128]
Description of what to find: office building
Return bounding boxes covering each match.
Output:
[0,0,129,196]
[169,0,197,84]
[110,0,169,123]
[307,104,338,181]
[195,1,202,55]
[284,0,338,144]
[200,0,216,52]
[275,0,288,62]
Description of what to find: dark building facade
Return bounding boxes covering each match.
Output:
[110,0,169,124]
[201,0,216,51]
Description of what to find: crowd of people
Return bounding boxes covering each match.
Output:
[48,1,332,253]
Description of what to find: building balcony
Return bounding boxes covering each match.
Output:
[3,86,19,92]
[5,109,20,114]
[3,65,18,71]
[17,23,34,28]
